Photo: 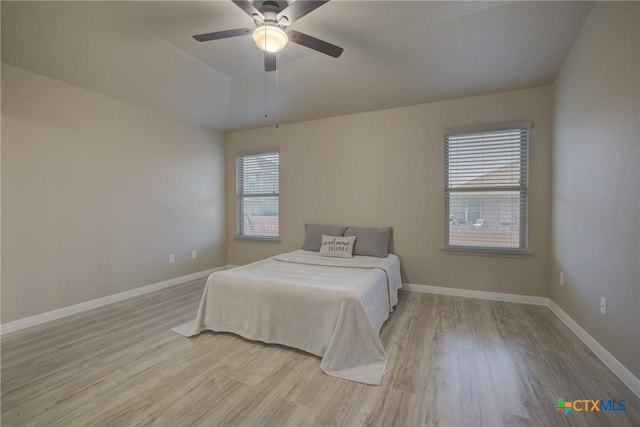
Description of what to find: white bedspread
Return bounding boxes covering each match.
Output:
[172,250,401,385]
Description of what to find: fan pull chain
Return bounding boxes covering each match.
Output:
[264,52,279,118]
[264,26,268,118]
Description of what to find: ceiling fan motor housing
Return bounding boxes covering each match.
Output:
[256,0,288,27]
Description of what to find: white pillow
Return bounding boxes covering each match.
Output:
[319,234,357,258]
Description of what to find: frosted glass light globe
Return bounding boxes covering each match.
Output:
[253,26,288,53]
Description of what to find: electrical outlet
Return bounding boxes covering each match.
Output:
[600,297,607,315]
[559,272,565,286]
[192,250,197,259]
[168,253,175,264]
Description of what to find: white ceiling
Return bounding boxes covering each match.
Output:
[1,1,594,132]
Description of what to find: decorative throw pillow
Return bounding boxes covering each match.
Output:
[343,227,392,258]
[302,224,347,251]
[318,234,357,258]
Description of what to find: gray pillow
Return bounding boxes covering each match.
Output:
[343,227,392,257]
[302,224,347,251]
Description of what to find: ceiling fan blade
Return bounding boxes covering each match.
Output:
[193,28,252,42]
[232,0,265,23]
[286,30,343,58]
[265,52,277,72]
[277,0,329,25]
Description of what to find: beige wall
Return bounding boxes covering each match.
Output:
[226,86,552,297]
[1,64,226,323]
[551,3,639,377]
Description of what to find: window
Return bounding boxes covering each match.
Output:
[236,150,279,240]
[445,123,530,253]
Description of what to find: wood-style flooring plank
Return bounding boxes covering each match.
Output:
[2,284,639,427]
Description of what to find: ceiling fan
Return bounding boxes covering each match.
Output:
[193,0,344,72]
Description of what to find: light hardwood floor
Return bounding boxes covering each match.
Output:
[2,278,639,427]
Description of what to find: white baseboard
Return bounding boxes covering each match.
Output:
[403,282,640,398]
[402,283,549,306]
[547,300,640,398]
[0,265,233,336]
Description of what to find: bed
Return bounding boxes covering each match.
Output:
[173,249,402,385]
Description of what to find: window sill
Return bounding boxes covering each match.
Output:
[235,235,281,243]
[441,247,532,258]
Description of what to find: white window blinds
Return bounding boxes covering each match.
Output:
[236,150,279,239]
[445,125,529,251]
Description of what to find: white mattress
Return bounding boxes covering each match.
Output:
[173,249,401,384]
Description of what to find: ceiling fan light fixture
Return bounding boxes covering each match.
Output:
[253,25,288,53]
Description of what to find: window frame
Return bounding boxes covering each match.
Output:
[443,122,531,257]
[235,148,280,242]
